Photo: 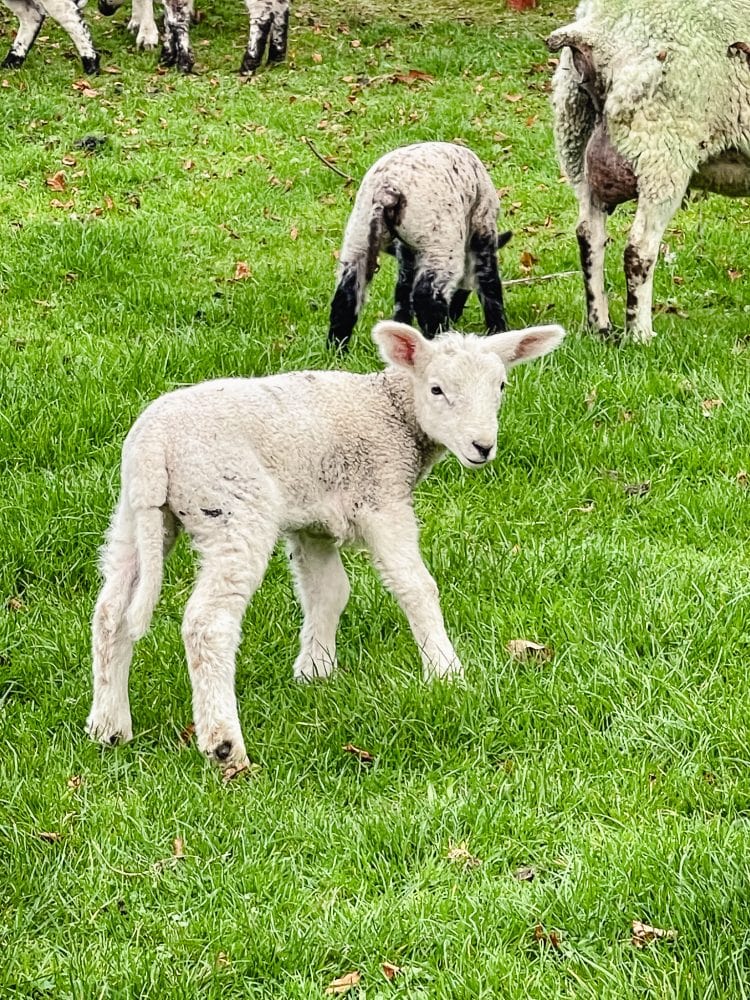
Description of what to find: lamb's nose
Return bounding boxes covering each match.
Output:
[472,441,492,460]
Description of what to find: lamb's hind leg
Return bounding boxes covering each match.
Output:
[39,0,99,72]
[182,522,277,776]
[161,0,193,72]
[240,0,273,73]
[624,190,685,344]
[287,532,350,682]
[361,508,462,681]
[471,230,507,333]
[266,0,289,64]
[575,184,611,337]
[393,242,416,324]
[412,261,457,339]
[1,0,45,69]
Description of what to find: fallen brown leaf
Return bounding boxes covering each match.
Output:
[737,470,748,487]
[622,480,651,497]
[232,261,251,281]
[172,836,185,859]
[513,865,536,882]
[728,268,743,281]
[519,250,538,272]
[38,831,62,843]
[446,841,482,870]
[701,398,723,416]
[71,79,100,98]
[6,596,24,611]
[390,68,435,85]
[182,159,195,171]
[46,171,66,192]
[505,92,524,102]
[381,962,402,981]
[342,744,374,764]
[179,722,196,745]
[61,154,77,167]
[506,639,553,662]
[102,65,121,74]
[325,970,361,995]
[533,924,562,950]
[631,920,677,948]
[290,225,299,241]
[67,775,83,790]
[312,52,323,63]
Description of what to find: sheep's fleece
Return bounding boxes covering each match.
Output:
[87,321,565,777]
[549,0,750,342]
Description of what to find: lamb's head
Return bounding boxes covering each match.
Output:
[373,321,566,468]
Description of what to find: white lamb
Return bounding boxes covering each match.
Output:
[328,142,511,349]
[547,0,750,343]
[87,320,565,777]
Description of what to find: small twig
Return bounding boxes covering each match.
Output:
[302,136,355,183]
[503,269,578,287]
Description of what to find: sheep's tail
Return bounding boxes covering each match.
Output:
[328,186,405,350]
[119,436,170,640]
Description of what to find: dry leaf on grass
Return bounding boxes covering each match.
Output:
[38,831,62,843]
[312,52,323,63]
[290,226,299,241]
[72,79,100,98]
[179,722,196,745]
[519,250,538,271]
[67,775,82,790]
[631,920,677,948]
[6,596,24,611]
[728,268,743,281]
[46,171,66,191]
[172,837,185,859]
[513,865,536,882]
[701,398,723,417]
[381,962,402,980]
[390,68,434,85]
[446,841,482,870]
[325,970,361,995]
[737,470,748,487]
[232,261,251,281]
[533,924,562,950]
[342,744,374,763]
[61,154,77,167]
[215,950,230,967]
[506,639,553,662]
[505,92,524,102]
[622,481,651,497]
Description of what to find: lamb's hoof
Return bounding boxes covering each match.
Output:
[86,711,133,746]
[134,24,159,50]
[293,653,335,683]
[628,327,656,346]
[81,54,100,75]
[592,324,622,346]
[2,51,25,69]
[423,661,464,683]
[221,759,251,783]
[239,53,261,75]
[176,50,195,74]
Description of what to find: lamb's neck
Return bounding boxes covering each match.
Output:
[377,369,447,479]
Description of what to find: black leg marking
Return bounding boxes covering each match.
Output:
[393,242,415,324]
[449,288,470,323]
[267,6,289,64]
[575,220,613,338]
[98,0,120,15]
[240,13,272,74]
[412,270,450,339]
[624,243,653,329]
[2,50,26,68]
[328,264,361,350]
[81,53,100,74]
[471,232,507,333]
[214,740,233,761]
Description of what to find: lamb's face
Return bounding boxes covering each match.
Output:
[373,321,566,469]
[415,346,507,468]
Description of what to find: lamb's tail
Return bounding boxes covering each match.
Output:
[328,186,405,350]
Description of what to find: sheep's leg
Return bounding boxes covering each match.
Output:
[328,262,366,350]
[240,0,273,73]
[97,0,123,17]
[393,242,415,324]
[449,288,470,324]
[287,532,350,682]
[182,529,276,775]
[362,509,462,681]
[88,506,178,746]
[266,0,289,64]
[160,0,193,72]
[412,266,454,339]
[127,0,159,51]
[575,187,611,336]
[34,0,99,72]
[471,232,507,333]
[624,192,683,344]
[1,0,45,69]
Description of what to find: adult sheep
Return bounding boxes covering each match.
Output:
[547,0,750,344]
[96,0,290,73]
[87,320,565,777]
[328,142,511,350]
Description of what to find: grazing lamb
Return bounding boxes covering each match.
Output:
[87,319,565,777]
[547,0,750,344]
[2,0,99,73]
[96,0,289,74]
[328,142,511,350]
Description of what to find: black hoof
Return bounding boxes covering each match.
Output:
[108,733,120,745]
[239,53,261,74]
[214,740,233,761]
[81,54,100,75]
[176,50,194,74]
[2,51,25,69]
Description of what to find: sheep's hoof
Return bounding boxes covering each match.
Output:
[81,54,100,75]
[627,325,655,346]
[86,712,133,746]
[2,51,25,69]
[239,52,262,74]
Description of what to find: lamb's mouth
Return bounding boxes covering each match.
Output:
[464,454,489,467]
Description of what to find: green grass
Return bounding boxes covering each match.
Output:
[2,0,750,996]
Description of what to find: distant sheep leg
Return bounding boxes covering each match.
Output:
[393,243,416,324]
[471,231,508,333]
[127,0,159,50]
[363,509,463,682]
[267,0,289,63]
[287,532,350,682]
[1,0,45,68]
[624,191,683,344]
[40,0,99,72]
[575,184,611,335]
[161,0,193,72]
[412,264,455,339]
[240,0,273,72]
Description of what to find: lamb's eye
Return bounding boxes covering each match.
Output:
[430,385,444,396]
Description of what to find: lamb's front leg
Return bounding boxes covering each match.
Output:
[161,0,193,72]
[127,0,159,51]
[574,183,611,337]
[362,508,462,681]
[1,0,45,69]
[37,0,99,73]
[287,532,350,681]
[624,191,684,344]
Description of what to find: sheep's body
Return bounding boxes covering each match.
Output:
[2,0,98,73]
[87,321,564,777]
[328,142,509,350]
[548,0,750,343]
[96,0,289,73]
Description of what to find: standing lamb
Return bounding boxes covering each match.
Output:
[96,0,289,74]
[547,0,750,343]
[2,0,99,73]
[328,142,511,350]
[87,320,565,777]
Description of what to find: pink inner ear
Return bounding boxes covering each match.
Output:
[393,333,416,365]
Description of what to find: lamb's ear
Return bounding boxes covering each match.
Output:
[372,321,432,370]
[483,325,566,368]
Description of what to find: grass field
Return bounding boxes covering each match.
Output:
[2,0,750,995]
